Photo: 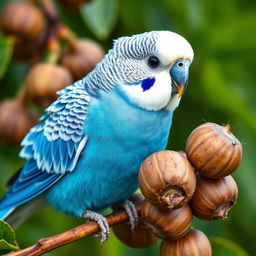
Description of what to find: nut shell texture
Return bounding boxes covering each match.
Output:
[0,99,38,145]
[61,39,104,80]
[141,201,192,241]
[160,229,212,256]
[26,63,73,108]
[189,174,238,220]
[186,122,243,179]
[139,150,196,210]
[113,221,157,248]
[0,2,44,40]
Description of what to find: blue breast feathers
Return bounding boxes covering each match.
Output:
[45,87,174,216]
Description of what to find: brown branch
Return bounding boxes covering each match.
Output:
[5,204,142,256]
[29,0,60,67]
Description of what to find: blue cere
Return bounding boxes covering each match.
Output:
[141,78,155,91]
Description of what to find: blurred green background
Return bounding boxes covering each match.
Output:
[0,0,256,255]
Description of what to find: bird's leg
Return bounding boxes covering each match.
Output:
[83,210,110,244]
[113,199,139,230]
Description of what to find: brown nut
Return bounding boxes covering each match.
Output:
[160,229,212,256]
[189,174,238,220]
[0,99,38,145]
[0,2,45,40]
[141,200,192,241]
[58,0,93,9]
[113,220,157,248]
[26,63,73,108]
[185,122,243,179]
[61,39,104,80]
[139,150,196,210]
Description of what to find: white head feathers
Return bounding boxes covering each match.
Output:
[156,31,194,65]
[84,31,194,112]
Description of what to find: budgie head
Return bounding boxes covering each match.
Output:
[86,31,194,111]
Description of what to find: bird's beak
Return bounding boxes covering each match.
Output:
[170,60,190,98]
[177,85,185,98]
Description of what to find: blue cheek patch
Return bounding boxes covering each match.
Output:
[141,78,155,92]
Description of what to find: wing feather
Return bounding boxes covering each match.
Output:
[0,81,91,212]
[20,82,91,174]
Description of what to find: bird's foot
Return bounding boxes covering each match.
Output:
[116,199,139,230]
[83,210,110,244]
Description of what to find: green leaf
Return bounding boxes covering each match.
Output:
[0,35,13,80]
[0,220,19,253]
[210,236,249,256]
[201,60,256,132]
[80,0,118,40]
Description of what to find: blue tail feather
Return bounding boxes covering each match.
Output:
[0,206,14,220]
[0,159,62,220]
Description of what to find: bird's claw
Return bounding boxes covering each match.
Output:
[83,210,110,244]
[120,199,139,230]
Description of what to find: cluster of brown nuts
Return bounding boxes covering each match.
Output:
[113,122,242,256]
[0,0,103,145]
[186,123,241,221]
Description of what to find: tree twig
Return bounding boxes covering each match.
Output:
[4,204,142,256]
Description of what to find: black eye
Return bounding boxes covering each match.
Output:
[178,62,184,67]
[147,56,160,68]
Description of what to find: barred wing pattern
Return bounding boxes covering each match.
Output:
[20,81,90,174]
[0,81,90,211]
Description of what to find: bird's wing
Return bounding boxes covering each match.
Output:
[0,81,90,210]
[20,81,90,174]
[0,159,62,210]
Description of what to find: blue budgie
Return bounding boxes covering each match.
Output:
[0,31,193,242]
